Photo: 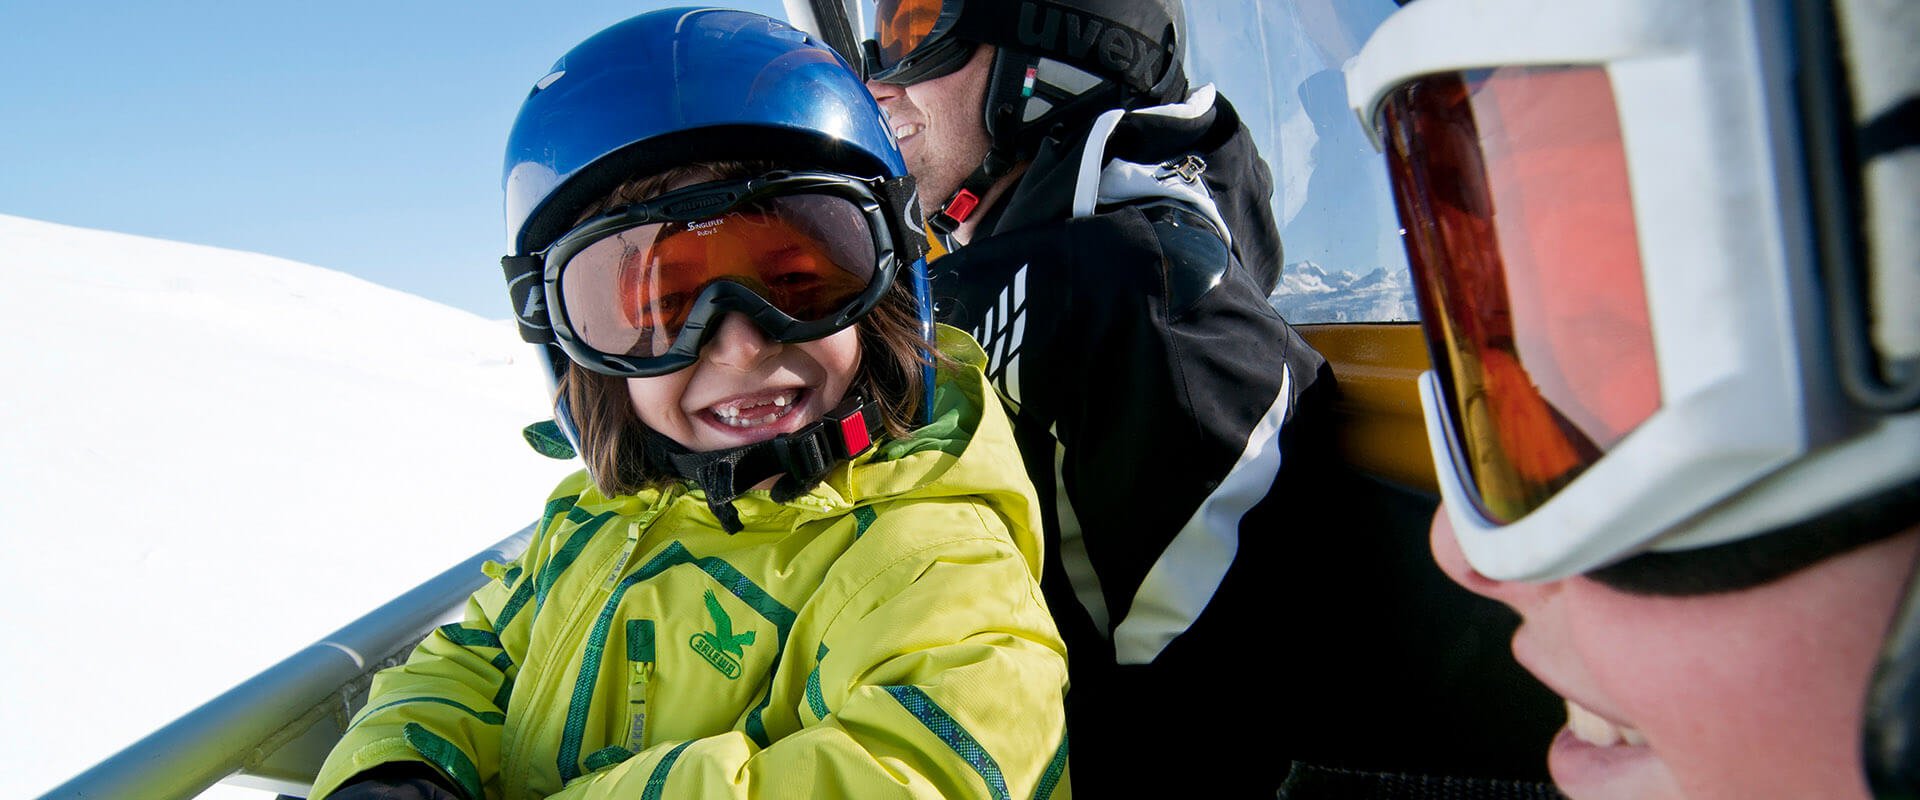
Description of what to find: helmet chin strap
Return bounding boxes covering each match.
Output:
[929,148,1017,236]
[928,47,1030,237]
[641,396,882,533]
[928,46,1120,238]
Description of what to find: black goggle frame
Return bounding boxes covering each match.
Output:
[863,0,971,86]
[507,171,920,378]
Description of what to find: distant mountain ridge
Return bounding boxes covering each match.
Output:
[1271,260,1419,324]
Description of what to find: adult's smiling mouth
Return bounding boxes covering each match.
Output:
[892,122,924,142]
[1547,696,1663,798]
[1510,633,1664,795]
[1564,699,1647,748]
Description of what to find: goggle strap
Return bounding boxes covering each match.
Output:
[642,397,883,534]
[875,176,932,264]
[1589,480,1920,595]
[501,255,555,344]
[944,6,1166,96]
[860,39,883,83]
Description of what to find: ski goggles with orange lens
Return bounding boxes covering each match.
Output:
[505,172,924,377]
[863,0,972,85]
[1385,65,1661,528]
[1347,0,1920,581]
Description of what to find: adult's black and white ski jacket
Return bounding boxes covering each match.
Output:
[929,85,1334,796]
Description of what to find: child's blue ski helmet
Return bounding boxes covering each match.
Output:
[500,7,934,450]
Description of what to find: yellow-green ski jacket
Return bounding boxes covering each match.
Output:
[314,329,1069,800]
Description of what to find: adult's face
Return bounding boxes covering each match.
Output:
[1431,508,1919,800]
[864,44,994,218]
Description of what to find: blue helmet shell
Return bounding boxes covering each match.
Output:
[504,7,907,255]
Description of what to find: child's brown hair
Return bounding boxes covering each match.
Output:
[560,161,931,497]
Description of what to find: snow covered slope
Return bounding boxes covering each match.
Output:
[0,214,582,799]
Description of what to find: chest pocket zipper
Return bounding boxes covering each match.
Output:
[625,618,656,750]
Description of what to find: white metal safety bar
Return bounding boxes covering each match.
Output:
[40,524,538,800]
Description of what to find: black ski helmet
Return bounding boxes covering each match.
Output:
[860,0,1188,230]
[867,0,1186,98]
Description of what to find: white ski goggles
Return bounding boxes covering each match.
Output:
[1347,0,1920,582]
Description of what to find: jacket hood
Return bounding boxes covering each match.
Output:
[983,85,1284,293]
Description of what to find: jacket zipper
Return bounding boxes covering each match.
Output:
[625,659,655,751]
[501,497,670,799]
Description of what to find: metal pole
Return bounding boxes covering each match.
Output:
[40,524,536,800]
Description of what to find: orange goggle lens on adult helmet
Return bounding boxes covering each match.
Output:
[522,172,915,378]
[865,0,978,86]
[861,0,1178,94]
[1380,66,1661,524]
[873,0,945,73]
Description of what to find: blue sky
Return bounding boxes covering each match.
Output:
[1,2,783,318]
[3,1,1412,322]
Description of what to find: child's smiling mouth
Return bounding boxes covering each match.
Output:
[705,388,808,430]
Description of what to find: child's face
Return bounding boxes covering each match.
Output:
[1431,508,1918,800]
[625,310,860,459]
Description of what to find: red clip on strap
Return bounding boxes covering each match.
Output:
[944,189,981,223]
[836,409,873,457]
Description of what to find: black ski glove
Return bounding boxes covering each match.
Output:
[324,761,466,800]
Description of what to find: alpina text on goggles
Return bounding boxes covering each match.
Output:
[504,172,924,377]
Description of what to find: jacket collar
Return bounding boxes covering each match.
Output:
[974,86,1286,293]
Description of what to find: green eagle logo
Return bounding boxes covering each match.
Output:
[690,590,755,679]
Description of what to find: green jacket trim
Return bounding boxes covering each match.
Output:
[742,684,777,749]
[539,494,580,531]
[437,624,503,651]
[535,511,613,616]
[493,580,535,637]
[692,555,798,640]
[349,697,504,733]
[403,722,484,800]
[493,499,589,635]
[584,745,632,771]
[641,740,697,800]
[434,625,516,702]
[1036,731,1070,799]
[805,644,831,720]
[490,675,515,716]
[885,685,1011,800]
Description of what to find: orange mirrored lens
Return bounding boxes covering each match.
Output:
[559,195,875,357]
[1382,66,1660,523]
[874,0,943,69]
